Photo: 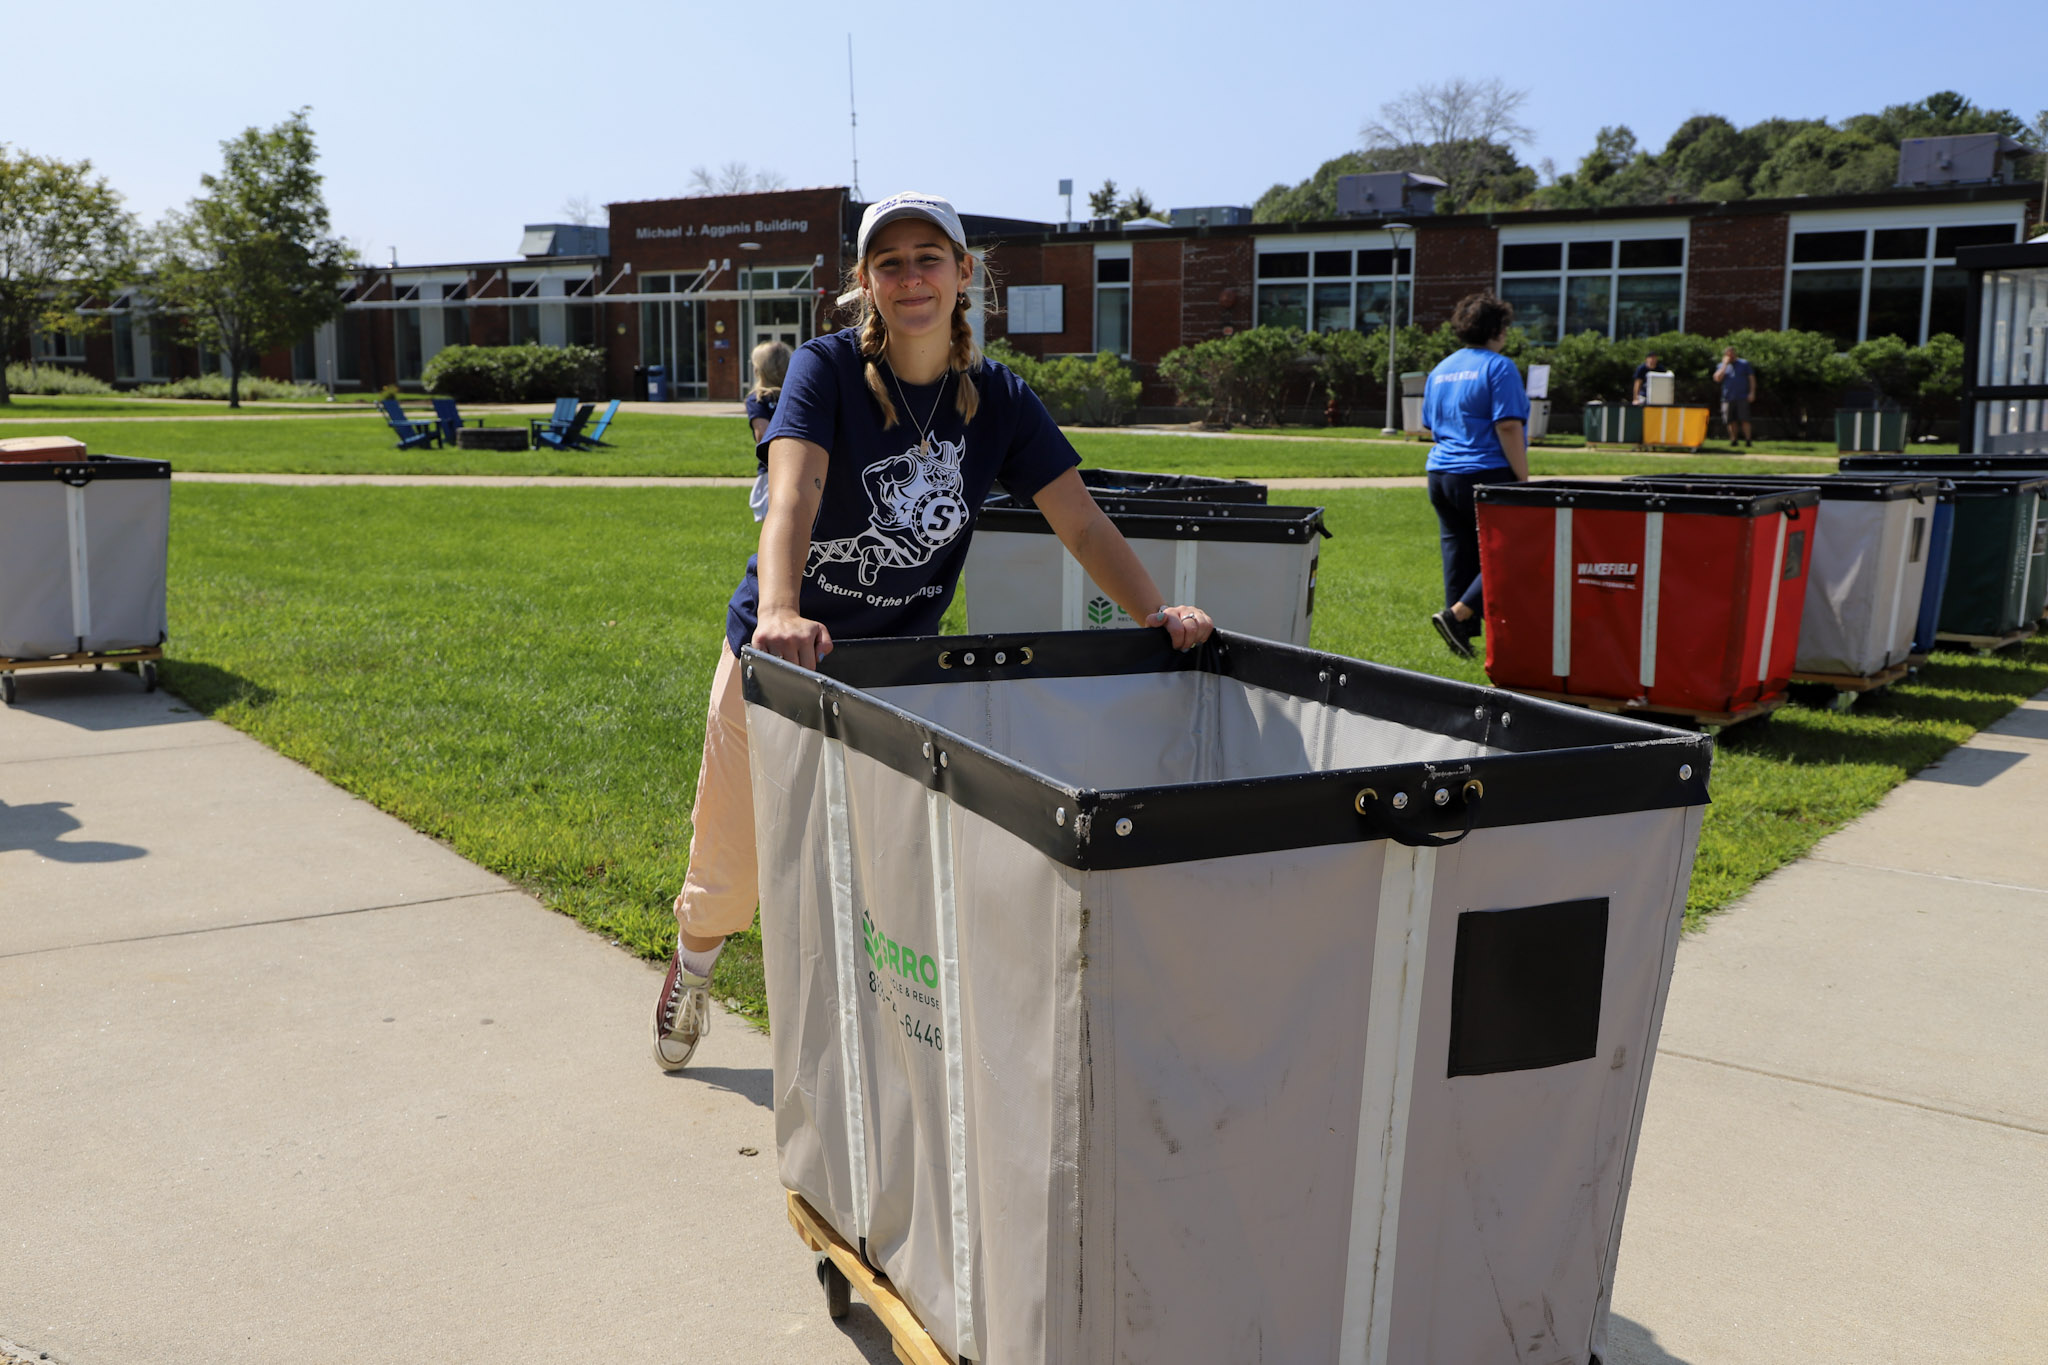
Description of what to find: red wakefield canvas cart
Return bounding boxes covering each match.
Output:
[1474,480,1819,723]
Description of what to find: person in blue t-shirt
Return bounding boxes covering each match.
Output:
[743,340,791,521]
[652,191,1215,1072]
[1421,292,1530,659]
[1714,346,1757,447]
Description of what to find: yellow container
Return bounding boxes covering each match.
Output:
[1642,405,1709,450]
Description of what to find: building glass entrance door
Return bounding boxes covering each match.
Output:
[639,274,706,399]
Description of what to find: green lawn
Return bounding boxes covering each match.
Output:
[4,408,1833,479]
[1263,422,1962,458]
[155,483,2048,1027]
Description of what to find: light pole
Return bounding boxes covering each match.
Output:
[1380,222,1413,436]
[738,241,761,385]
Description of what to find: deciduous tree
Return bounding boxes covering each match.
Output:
[152,110,354,408]
[0,147,135,405]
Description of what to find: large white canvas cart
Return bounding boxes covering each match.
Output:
[747,628,1711,1364]
[963,499,1328,645]
[0,454,171,703]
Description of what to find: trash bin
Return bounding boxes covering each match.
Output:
[1400,370,1428,435]
[1639,405,1710,450]
[1623,474,1940,678]
[984,466,1267,507]
[1582,402,1643,445]
[1836,409,1908,453]
[964,497,1329,645]
[1475,479,1817,716]
[1643,371,1677,406]
[745,628,1713,1365]
[1526,397,1552,440]
[0,454,170,690]
[646,364,668,402]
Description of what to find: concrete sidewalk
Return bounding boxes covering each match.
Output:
[5,668,2046,1362]
[0,673,892,1364]
[1606,690,2048,1364]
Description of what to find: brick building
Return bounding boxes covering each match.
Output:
[980,184,2039,412]
[12,183,2039,410]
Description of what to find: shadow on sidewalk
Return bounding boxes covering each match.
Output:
[1914,746,2031,786]
[1604,1313,1698,1364]
[0,797,147,863]
[159,659,276,716]
[673,1064,771,1110]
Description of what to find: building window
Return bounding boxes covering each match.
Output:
[1094,254,1131,356]
[30,329,86,362]
[445,307,470,348]
[510,304,541,346]
[395,307,423,381]
[1786,220,2016,346]
[1256,245,1410,334]
[292,334,317,382]
[567,303,596,349]
[337,311,361,384]
[1498,235,1685,342]
[113,313,136,380]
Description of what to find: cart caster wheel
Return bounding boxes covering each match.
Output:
[1829,691,1856,712]
[0,674,14,705]
[141,661,159,693]
[816,1255,851,1319]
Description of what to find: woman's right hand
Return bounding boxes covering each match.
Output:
[754,608,834,671]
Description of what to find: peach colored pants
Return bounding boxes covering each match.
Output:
[673,645,760,940]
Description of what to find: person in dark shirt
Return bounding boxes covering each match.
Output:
[1631,351,1662,405]
[1714,347,1758,446]
[652,192,1214,1071]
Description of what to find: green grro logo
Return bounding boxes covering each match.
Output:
[862,910,938,989]
[1086,595,1115,627]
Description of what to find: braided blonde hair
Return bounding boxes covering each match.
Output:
[844,242,988,429]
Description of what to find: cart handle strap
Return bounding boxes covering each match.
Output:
[1353,779,1483,847]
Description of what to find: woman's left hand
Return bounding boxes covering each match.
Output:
[1145,604,1214,651]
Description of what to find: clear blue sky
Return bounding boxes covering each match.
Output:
[8,0,2042,265]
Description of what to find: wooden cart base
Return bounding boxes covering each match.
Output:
[1934,626,2037,655]
[1499,685,1784,732]
[787,1192,953,1365]
[0,645,162,704]
[1787,661,1910,709]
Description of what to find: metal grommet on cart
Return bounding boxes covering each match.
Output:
[1392,791,1410,810]
[938,651,954,669]
[1353,788,1377,814]
[1115,817,1133,836]
[1679,764,1693,781]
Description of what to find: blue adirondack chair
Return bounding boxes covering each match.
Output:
[578,399,622,448]
[430,397,481,445]
[528,397,579,445]
[379,398,441,450]
[534,402,596,451]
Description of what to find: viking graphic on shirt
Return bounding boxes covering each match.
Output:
[809,436,972,586]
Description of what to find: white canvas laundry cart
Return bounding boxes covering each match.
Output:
[1626,473,1940,685]
[747,628,1711,1365]
[963,498,1328,645]
[0,453,170,703]
[1000,466,1266,505]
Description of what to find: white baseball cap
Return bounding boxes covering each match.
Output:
[855,191,967,259]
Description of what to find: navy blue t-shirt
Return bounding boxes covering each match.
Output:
[744,391,776,475]
[725,330,1080,654]
[1718,357,1754,401]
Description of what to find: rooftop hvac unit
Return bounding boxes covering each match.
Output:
[1895,133,2034,187]
[1337,171,1448,219]
[1167,206,1254,228]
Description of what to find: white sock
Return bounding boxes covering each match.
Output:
[679,940,724,981]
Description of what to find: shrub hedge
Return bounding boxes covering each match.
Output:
[421,344,605,403]
[5,363,115,396]
[1157,325,1963,438]
[984,343,1142,425]
[136,375,329,401]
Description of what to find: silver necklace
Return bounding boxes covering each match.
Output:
[887,364,950,455]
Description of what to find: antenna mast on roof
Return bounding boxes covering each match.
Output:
[846,35,862,201]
